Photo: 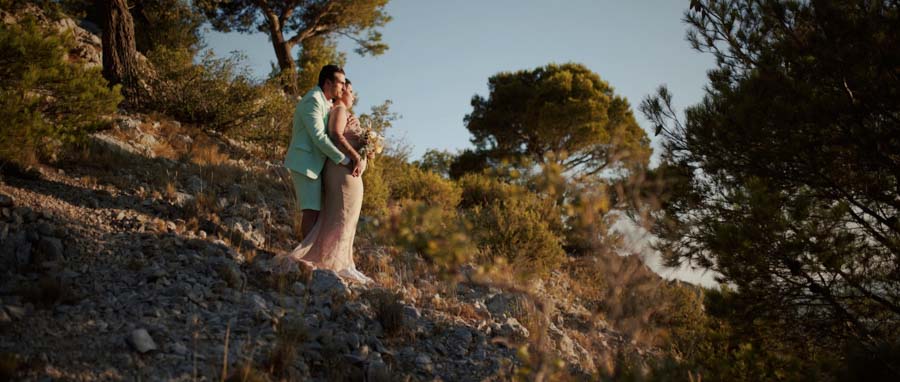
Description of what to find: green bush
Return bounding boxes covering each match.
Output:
[379,200,474,275]
[466,197,565,280]
[457,172,526,209]
[388,162,461,212]
[146,47,291,136]
[637,286,835,382]
[2,1,71,19]
[457,173,566,279]
[360,154,393,221]
[458,173,564,235]
[0,19,122,165]
[230,82,294,160]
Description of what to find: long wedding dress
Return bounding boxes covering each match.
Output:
[278,105,373,285]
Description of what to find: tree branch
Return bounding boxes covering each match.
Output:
[287,0,336,46]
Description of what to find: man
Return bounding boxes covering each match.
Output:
[285,65,363,238]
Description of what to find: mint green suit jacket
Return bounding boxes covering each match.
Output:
[284,87,347,179]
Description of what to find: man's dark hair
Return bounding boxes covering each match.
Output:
[317,65,345,88]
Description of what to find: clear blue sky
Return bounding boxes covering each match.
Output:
[203,0,715,163]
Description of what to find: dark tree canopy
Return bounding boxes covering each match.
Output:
[463,63,651,178]
[643,0,900,372]
[294,35,346,92]
[194,0,390,94]
[414,149,455,178]
[132,0,204,53]
[54,0,203,53]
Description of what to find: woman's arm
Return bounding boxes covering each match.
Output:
[329,106,362,163]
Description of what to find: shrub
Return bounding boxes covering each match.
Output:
[356,102,401,221]
[360,154,391,221]
[458,173,563,232]
[458,172,526,209]
[458,173,567,279]
[466,197,565,280]
[146,47,292,137]
[0,19,121,165]
[560,180,619,255]
[388,161,461,212]
[2,1,72,19]
[635,285,838,382]
[378,200,474,275]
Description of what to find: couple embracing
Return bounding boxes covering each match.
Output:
[278,65,375,285]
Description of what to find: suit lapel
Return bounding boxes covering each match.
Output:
[317,88,331,125]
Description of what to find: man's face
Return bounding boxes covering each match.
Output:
[328,72,346,99]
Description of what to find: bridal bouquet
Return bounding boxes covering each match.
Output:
[359,122,385,159]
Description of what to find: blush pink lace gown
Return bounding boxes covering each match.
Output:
[278,106,373,285]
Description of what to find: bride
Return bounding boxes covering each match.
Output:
[279,79,373,285]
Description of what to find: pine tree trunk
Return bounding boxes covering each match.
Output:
[271,32,299,96]
[101,0,142,106]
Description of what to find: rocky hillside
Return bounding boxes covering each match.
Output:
[0,5,662,380]
[0,3,103,68]
[0,113,651,380]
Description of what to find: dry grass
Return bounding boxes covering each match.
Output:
[432,294,487,323]
[108,123,131,142]
[262,318,307,378]
[163,181,177,200]
[561,256,608,305]
[143,218,161,233]
[80,175,98,189]
[152,141,179,160]
[190,138,229,167]
[72,138,136,172]
[224,363,270,382]
[190,190,219,216]
[354,242,397,287]
[264,266,308,294]
[365,288,407,338]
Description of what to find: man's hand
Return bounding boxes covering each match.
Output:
[348,115,360,130]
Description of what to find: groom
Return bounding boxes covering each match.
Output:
[285,65,362,238]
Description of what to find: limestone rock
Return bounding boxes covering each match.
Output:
[447,326,473,357]
[486,292,527,319]
[309,269,350,301]
[496,317,529,341]
[127,328,158,353]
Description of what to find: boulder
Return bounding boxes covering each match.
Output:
[496,317,529,341]
[486,292,528,319]
[309,269,350,301]
[127,328,158,353]
[33,236,64,264]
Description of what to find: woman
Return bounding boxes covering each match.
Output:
[279,80,373,285]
